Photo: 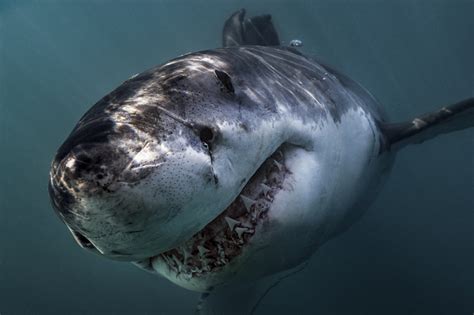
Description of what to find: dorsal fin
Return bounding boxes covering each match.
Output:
[382,98,474,151]
[222,9,280,47]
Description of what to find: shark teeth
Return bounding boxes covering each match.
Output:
[155,147,289,278]
[225,216,240,230]
[238,220,253,229]
[182,273,192,280]
[273,159,283,171]
[240,195,256,212]
[260,183,271,195]
[235,227,246,238]
[161,255,171,266]
[235,227,253,238]
[182,248,191,262]
[236,227,254,238]
[197,245,209,256]
[162,254,182,272]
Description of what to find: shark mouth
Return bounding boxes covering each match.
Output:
[136,145,291,280]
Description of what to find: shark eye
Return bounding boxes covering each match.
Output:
[199,126,215,145]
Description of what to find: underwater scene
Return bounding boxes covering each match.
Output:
[0,0,473,314]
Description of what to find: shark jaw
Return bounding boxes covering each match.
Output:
[135,144,291,287]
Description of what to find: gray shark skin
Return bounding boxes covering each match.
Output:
[48,9,473,313]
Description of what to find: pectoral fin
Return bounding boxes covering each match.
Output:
[382,97,474,151]
[197,262,308,314]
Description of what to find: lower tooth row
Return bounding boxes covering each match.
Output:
[156,157,286,278]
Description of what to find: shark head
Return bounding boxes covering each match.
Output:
[49,51,289,263]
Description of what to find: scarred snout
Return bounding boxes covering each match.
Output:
[48,102,221,261]
[48,118,162,259]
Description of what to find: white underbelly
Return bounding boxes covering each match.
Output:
[235,107,392,281]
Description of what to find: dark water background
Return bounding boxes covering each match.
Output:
[1,0,473,314]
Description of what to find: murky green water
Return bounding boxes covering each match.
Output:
[1,1,473,314]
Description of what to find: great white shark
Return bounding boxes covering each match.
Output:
[48,9,473,313]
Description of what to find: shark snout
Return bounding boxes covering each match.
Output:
[49,142,125,215]
[48,116,215,260]
[48,140,158,260]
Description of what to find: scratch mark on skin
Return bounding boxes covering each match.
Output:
[130,163,166,172]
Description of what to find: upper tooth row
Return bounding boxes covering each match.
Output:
[240,195,256,212]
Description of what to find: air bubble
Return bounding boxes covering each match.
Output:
[289,39,303,47]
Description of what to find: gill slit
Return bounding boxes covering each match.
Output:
[207,144,219,186]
